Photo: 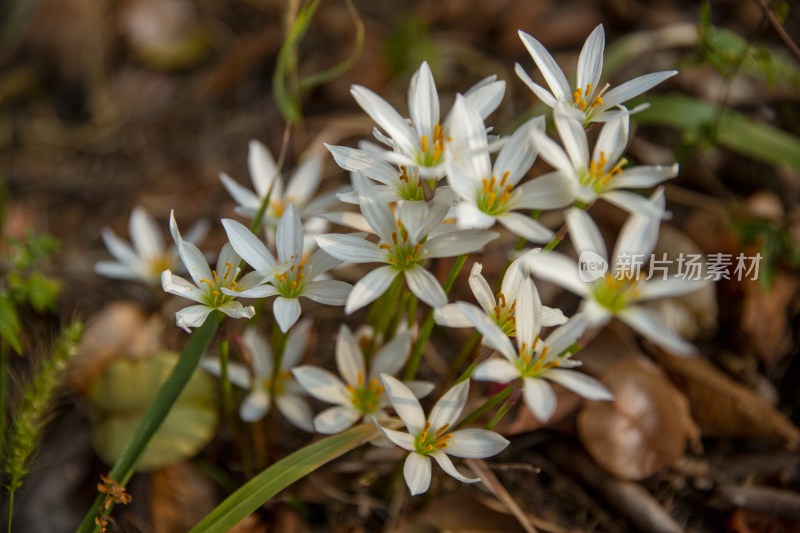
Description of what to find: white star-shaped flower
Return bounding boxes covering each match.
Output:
[523,197,708,355]
[516,24,677,124]
[292,325,433,434]
[202,321,314,430]
[95,206,208,286]
[446,96,574,241]
[349,61,506,179]
[315,174,498,313]
[530,110,678,216]
[222,204,353,332]
[373,375,509,495]
[161,211,261,331]
[469,279,612,422]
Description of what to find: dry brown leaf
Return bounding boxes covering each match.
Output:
[150,462,217,533]
[68,301,163,392]
[577,357,700,481]
[741,273,797,369]
[654,350,800,450]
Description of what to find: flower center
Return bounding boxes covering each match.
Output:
[417,123,448,168]
[516,336,562,377]
[592,272,640,313]
[572,82,610,119]
[396,165,426,201]
[346,371,385,414]
[269,198,292,218]
[199,262,240,307]
[477,171,515,216]
[415,421,453,455]
[261,370,291,396]
[147,254,174,279]
[380,219,424,271]
[579,151,627,193]
[273,256,308,297]
[492,291,517,336]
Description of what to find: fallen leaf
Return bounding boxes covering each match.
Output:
[577,357,700,481]
[741,273,797,370]
[150,462,216,533]
[653,350,800,450]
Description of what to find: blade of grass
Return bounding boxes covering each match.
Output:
[189,423,377,532]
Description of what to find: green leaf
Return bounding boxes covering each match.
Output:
[273,1,320,123]
[634,94,800,172]
[88,352,218,471]
[0,293,22,354]
[189,423,377,532]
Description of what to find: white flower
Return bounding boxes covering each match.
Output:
[435,257,566,339]
[349,61,505,179]
[470,279,612,422]
[446,97,573,241]
[292,325,433,434]
[516,24,677,124]
[222,204,353,333]
[161,211,261,331]
[220,140,342,246]
[201,321,314,430]
[373,375,509,495]
[523,197,708,355]
[95,206,208,286]
[315,174,498,313]
[530,111,678,216]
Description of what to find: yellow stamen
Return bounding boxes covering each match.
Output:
[421,135,429,152]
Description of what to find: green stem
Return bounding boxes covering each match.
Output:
[218,338,232,425]
[387,289,410,340]
[372,275,405,346]
[76,313,220,533]
[403,255,467,380]
[270,326,288,400]
[485,399,513,430]
[454,384,513,430]
[6,490,13,533]
[405,292,418,330]
[0,340,7,467]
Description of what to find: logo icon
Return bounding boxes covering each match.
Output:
[578,251,608,283]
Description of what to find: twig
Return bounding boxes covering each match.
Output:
[752,0,800,62]
[467,458,538,533]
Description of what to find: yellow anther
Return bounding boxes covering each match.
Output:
[211,290,221,297]
[212,270,219,284]
[200,279,214,288]
[413,243,422,255]
[573,87,582,106]
[481,178,490,194]
[369,378,378,390]
[497,293,507,307]
[347,384,356,395]
[380,244,392,250]
[421,135,429,152]
[435,423,450,438]
[500,171,510,187]
[392,232,399,245]
[291,281,297,289]
[357,372,364,386]
[541,346,549,358]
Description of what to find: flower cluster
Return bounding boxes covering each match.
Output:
[95,24,708,497]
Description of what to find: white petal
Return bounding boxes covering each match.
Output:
[345,265,398,314]
[313,405,362,434]
[433,303,473,328]
[617,306,696,356]
[566,208,608,259]
[593,114,629,169]
[370,330,412,379]
[577,25,605,96]
[242,327,273,378]
[372,418,416,451]
[529,129,576,177]
[380,374,426,435]
[602,71,677,107]
[523,377,557,422]
[498,212,553,243]
[336,324,365,387]
[405,266,447,308]
[175,305,213,331]
[100,228,139,266]
[428,380,469,430]
[554,112,590,172]
[446,429,509,458]
[603,190,670,219]
[513,171,575,210]
[409,61,439,143]
[200,359,252,389]
[514,63,558,107]
[292,365,351,405]
[473,358,520,383]
[431,450,479,483]
[455,302,516,360]
[523,250,590,296]
[240,389,270,422]
[94,261,138,281]
[285,155,322,206]
[351,85,418,156]
[454,202,496,230]
[303,280,352,305]
[222,218,277,273]
[468,262,496,315]
[218,301,256,320]
[276,204,304,264]
[304,247,343,279]
[315,233,385,264]
[612,193,663,263]
[161,271,206,304]
[248,140,279,198]
[544,368,613,400]
[353,174,397,244]
[405,453,433,495]
[493,116,544,186]
[406,380,435,399]
[129,206,163,260]
[423,229,498,258]
[462,78,505,119]
[282,318,313,368]
[227,284,279,298]
[170,211,212,287]
[515,279,543,348]
[609,164,679,190]
[544,313,588,356]
[518,31,572,101]
[273,296,302,332]
[635,278,708,301]
[541,306,568,326]
[275,394,314,432]
[220,173,260,210]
